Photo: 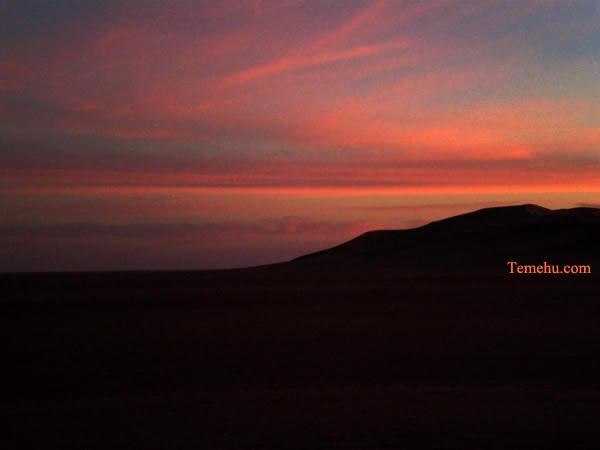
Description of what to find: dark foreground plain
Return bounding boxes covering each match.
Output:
[3,205,600,448]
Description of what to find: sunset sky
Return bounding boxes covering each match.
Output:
[2,0,600,271]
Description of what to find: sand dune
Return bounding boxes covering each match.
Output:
[3,204,600,448]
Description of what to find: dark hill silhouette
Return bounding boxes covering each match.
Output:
[293,204,600,269]
[3,203,600,449]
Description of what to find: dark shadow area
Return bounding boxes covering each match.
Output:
[3,205,600,448]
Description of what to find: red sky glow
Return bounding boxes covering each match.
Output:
[2,0,600,270]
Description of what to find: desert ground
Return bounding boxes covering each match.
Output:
[3,206,600,448]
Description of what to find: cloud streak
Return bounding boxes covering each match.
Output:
[0,217,363,239]
[2,0,600,270]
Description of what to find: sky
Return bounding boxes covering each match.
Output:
[1,0,600,271]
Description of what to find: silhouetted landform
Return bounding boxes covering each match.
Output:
[3,204,600,449]
[293,204,600,269]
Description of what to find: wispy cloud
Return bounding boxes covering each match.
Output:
[0,217,364,239]
[2,0,600,270]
